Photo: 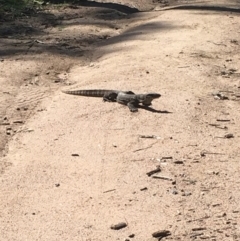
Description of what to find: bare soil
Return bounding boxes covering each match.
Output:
[0,0,240,240]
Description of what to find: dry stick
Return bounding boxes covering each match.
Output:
[139,135,160,139]
[201,151,225,156]
[13,120,24,124]
[208,123,220,127]
[152,176,173,181]
[0,123,10,125]
[103,189,116,193]
[146,166,161,177]
[192,227,207,231]
[133,141,158,152]
[216,119,231,122]
[208,123,227,129]
[161,156,173,160]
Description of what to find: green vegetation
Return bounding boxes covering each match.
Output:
[0,0,41,18]
[0,0,80,18]
[0,0,28,10]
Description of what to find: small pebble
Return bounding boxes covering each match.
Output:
[152,230,171,238]
[71,153,79,157]
[111,222,127,230]
[224,133,234,138]
[174,160,184,164]
[169,188,178,195]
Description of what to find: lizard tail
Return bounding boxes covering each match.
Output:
[62,89,113,97]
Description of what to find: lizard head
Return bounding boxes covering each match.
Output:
[146,93,161,99]
[141,93,161,106]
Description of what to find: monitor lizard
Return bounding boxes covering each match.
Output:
[62,89,161,112]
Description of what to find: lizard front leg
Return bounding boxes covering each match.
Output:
[127,101,138,112]
[142,101,152,106]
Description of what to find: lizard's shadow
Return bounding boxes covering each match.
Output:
[138,105,173,113]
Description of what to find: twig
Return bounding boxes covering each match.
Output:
[133,141,158,152]
[13,120,24,124]
[146,166,161,177]
[208,123,220,127]
[201,151,225,157]
[192,227,207,231]
[209,123,228,129]
[216,119,231,122]
[0,123,10,125]
[139,135,161,139]
[207,41,227,47]
[103,189,116,193]
[152,175,173,181]
[161,156,173,160]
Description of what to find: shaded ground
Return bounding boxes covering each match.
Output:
[0,0,240,240]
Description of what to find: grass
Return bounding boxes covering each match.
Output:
[0,0,77,18]
[0,0,28,10]
[0,0,41,17]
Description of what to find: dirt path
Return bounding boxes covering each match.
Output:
[0,1,240,240]
[0,0,163,164]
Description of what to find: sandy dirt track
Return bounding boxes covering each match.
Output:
[0,1,240,240]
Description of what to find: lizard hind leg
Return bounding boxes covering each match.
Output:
[103,92,118,102]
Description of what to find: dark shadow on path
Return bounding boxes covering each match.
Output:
[45,0,139,14]
[163,4,240,13]
[76,0,139,14]
[138,105,173,113]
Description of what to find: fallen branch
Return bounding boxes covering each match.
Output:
[216,119,231,122]
[152,175,173,181]
[146,166,161,177]
[139,135,161,139]
[133,141,158,152]
[200,151,225,157]
[103,189,116,193]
